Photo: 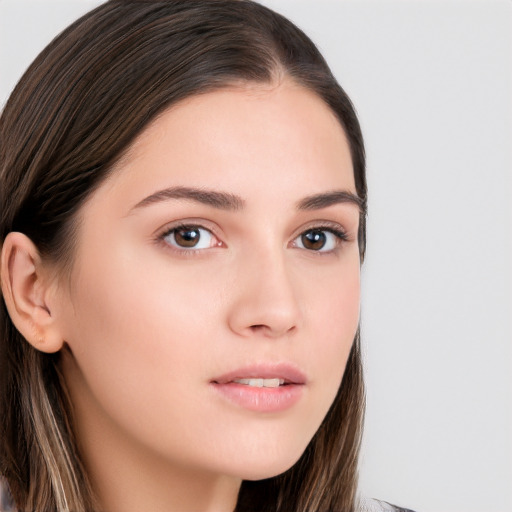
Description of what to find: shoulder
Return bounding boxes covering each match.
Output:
[359,496,417,512]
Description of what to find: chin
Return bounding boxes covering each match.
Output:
[227,444,307,482]
[238,459,301,482]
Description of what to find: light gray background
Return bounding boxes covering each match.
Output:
[1,1,511,511]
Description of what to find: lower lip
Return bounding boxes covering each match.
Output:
[211,382,304,413]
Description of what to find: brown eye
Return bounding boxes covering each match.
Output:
[301,230,327,250]
[294,228,345,252]
[163,226,215,249]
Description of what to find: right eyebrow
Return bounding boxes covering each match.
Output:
[129,186,245,212]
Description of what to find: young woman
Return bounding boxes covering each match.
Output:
[0,1,414,511]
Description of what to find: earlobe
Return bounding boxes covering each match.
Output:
[0,232,64,353]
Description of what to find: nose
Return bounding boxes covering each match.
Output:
[226,248,301,339]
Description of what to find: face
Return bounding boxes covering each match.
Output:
[55,81,361,483]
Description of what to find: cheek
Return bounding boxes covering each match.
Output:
[62,248,211,413]
[309,255,360,338]
[67,253,214,367]
[303,259,360,399]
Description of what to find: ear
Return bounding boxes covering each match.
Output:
[0,232,64,353]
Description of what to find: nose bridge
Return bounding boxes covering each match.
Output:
[227,238,301,338]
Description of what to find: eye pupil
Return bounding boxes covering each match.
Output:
[174,228,200,247]
[301,230,326,250]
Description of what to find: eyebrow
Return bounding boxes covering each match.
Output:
[296,190,364,212]
[130,186,364,213]
[131,186,244,211]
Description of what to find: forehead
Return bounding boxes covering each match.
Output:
[93,81,356,211]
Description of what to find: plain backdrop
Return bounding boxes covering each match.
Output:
[1,1,511,512]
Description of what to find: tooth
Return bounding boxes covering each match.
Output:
[234,378,251,385]
[264,378,281,388]
[233,378,284,388]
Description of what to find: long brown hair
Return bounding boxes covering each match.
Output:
[0,1,367,510]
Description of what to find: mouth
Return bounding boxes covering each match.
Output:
[210,364,306,412]
[211,363,307,386]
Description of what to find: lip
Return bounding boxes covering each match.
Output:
[210,363,307,413]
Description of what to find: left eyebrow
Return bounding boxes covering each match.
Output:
[296,190,365,213]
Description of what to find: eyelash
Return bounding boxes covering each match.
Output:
[158,222,349,256]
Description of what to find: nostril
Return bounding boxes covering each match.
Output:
[249,323,296,337]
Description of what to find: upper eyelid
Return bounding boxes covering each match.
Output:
[156,218,222,238]
[300,220,346,232]
[290,220,350,240]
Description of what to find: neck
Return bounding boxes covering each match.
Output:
[91,458,240,512]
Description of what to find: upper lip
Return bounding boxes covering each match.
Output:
[211,363,307,385]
